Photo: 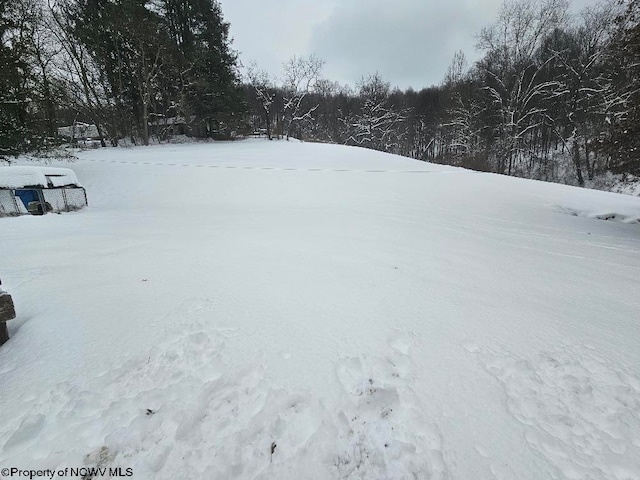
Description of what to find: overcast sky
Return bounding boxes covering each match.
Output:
[219,0,603,91]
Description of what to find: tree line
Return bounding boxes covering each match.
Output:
[2,0,639,185]
[245,0,640,184]
[1,0,242,154]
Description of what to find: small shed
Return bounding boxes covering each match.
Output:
[0,166,88,217]
[57,122,100,141]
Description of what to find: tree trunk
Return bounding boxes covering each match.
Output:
[96,123,107,148]
[42,75,57,138]
[585,140,594,181]
[142,99,149,146]
[264,108,272,140]
[573,138,584,186]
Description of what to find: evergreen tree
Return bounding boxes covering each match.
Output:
[606,0,640,174]
[70,0,168,144]
[161,0,243,137]
[0,0,34,157]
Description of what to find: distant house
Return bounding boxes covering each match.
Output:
[0,166,88,217]
[148,116,189,137]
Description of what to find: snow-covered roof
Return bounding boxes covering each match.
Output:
[0,166,81,189]
[148,116,189,126]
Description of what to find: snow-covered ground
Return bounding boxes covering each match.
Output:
[1,139,639,479]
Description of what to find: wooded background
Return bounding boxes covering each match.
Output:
[2,0,639,186]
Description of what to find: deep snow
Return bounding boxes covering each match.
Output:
[1,140,639,479]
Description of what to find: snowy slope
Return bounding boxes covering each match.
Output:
[1,140,639,479]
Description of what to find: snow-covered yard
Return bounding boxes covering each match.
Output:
[1,140,639,479]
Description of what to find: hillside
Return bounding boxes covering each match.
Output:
[1,140,639,479]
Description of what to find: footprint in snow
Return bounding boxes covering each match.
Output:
[474,345,640,479]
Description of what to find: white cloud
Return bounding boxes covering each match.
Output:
[220,0,606,90]
[309,0,502,89]
[219,0,336,78]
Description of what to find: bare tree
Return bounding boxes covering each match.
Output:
[601,0,640,175]
[281,54,324,140]
[343,73,406,152]
[547,2,618,184]
[477,0,569,71]
[444,50,469,87]
[476,0,568,175]
[131,31,164,146]
[48,0,114,145]
[246,63,276,140]
[482,59,564,175]
[441,91,486,166]
[24,1,63,138]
